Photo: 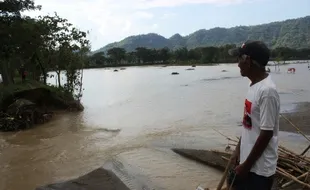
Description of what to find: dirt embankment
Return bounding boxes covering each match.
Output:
[0,81,84,132]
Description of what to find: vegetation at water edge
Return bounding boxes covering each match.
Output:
[0,0,90,131]
[88,46,310,68]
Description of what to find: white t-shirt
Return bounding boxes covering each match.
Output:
[239,74,280,177]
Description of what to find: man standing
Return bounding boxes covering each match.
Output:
[226,41,280,190]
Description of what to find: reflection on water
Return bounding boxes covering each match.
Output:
[0,62,310,190]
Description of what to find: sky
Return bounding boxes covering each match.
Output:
[25,0,310,51]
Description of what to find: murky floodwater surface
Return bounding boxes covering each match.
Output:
[0,62,310,190]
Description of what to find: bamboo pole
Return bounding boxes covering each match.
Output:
[280,162,303,174]
[211,124,310,189]
[212,128,239,143]
[305,171,309,184]
[216,139,240,190]
[301,144,310,156]
[276,167,310,189]
[281,172,309,188]
[279,145,310,163]
[280,114,310,142]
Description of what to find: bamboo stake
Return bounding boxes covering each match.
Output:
[276,167,310,189]
[305,171,310,184]
[281,162,303,174]
[280,114,310,142]
[301,144,310,156]
[279,145,299,155]
[212,129,310,189]
[278,156,302,166]
[221,156,229,162]
[212,128,238,143]
[279,146,310,163]
[216,139,240,190]
[281,172,309,188]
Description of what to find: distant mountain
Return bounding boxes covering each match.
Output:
[94,16,310,53]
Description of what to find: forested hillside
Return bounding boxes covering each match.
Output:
[94,16,310,53]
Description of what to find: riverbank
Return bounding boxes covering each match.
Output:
[0,79,83,132]
[35,101,310,190]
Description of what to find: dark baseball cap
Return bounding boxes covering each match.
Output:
[228,40,270,66]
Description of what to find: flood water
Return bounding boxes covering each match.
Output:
[0,62,310,190]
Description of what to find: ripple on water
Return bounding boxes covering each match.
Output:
[200,75,241,82]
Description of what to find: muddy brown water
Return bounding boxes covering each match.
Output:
[1,62,310,190]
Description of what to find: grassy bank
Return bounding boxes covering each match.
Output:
[0,79,71,103]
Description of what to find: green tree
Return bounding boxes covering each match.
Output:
[90,52,106,66]
[135,47,149,64]
[174,47,188,62]
[107,47,126,64]
[37,13,89,85]
[158,47,170,63]
[126,52,137,64]
[0,0,41,85]
[200,46,218,63]
[0,0,90,101]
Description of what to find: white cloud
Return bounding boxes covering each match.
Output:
[24,0,251,50]
[151,23,159,29]
[133,0,246,9]
[160,13,177,19]
[132,11,154,19]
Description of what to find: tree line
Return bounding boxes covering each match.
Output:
[0,0,90,100]
[2,0,310,95]
[89,45,310,68]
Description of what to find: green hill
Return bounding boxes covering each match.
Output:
[94,16,310,53]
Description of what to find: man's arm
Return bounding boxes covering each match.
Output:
[243,94,279,169]
[243,130,273,169]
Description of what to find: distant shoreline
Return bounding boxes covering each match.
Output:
[84,59,310,70]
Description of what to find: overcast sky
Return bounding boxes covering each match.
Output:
[25,0,310,51]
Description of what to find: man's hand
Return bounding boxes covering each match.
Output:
[234,162,251,178]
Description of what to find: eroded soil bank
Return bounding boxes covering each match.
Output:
[0,80,83,131]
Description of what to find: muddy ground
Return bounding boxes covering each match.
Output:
[280,102,310,135]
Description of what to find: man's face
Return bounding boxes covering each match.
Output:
[238,55,251,77]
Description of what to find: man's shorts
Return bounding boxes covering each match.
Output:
[227,168,274,190]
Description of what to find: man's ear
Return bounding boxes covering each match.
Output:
[245,57,252,67]
[245,55,251,62]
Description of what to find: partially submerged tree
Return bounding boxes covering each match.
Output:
[0,0,90,101]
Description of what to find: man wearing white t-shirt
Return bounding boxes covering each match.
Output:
[226,41,280,190]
